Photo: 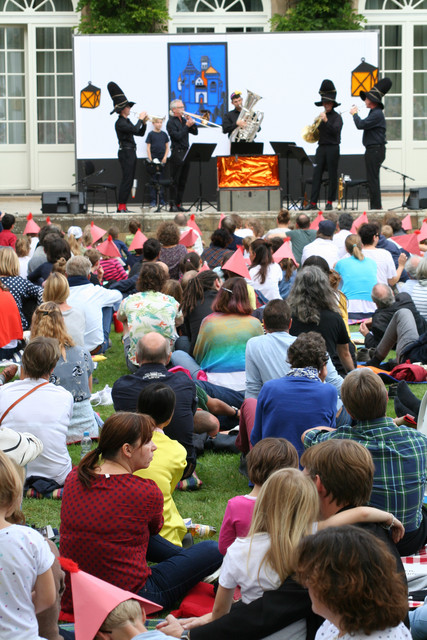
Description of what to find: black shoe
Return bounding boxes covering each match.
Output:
[325,203,333,211]
[169,205,180,212]
[365,355,382,368]
[303,203,317,211]
[176,204,189,212]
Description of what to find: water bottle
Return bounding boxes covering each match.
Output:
[80,431,92,459]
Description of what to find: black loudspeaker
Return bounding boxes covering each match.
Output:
[41,191,87,214]
[407,187,427,210]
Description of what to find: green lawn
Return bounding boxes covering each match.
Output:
[21,329,427,534]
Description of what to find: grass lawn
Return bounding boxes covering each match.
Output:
[21,329,427,535]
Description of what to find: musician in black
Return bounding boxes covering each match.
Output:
[108,82,148,213]
[304,80,343,212]
[166,99,198,212]
[222,90,246,138]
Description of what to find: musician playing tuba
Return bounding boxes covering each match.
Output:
[222,91,246,138]
[303,79,343,212]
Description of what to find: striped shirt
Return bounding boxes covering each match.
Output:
[100,257,128,282]
[304,417,427,532]
[410,282,427,322]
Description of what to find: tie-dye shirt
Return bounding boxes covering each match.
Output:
[193,313,263,390]
[118,291,179,365]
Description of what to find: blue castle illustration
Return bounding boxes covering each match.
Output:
[176,50,225,124]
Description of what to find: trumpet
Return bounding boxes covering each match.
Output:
[130,111,165,122]
[301,116,322,143]
[181,111,223,129]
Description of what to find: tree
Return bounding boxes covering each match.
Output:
[271,0,365,32]
[76,0,169,34]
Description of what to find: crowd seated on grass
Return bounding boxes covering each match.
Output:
[1,210,427,640]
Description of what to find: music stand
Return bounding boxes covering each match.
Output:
[270,141,297,208]
[287,146,313,210]
[230,142,264,156]
[186,143,217,212]
[382,165,415,211]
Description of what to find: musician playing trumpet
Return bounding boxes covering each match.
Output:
[304,79,343,212]
[167,99,198,212]
[222,90,247,138]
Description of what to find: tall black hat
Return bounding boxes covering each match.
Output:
[360,77,392,110]
[107,82,135,115]
[314,79,340,108]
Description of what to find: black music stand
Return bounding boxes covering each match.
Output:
[230,142,264,156]
[186,143,217,212]
[383,165,415,211]
[270,141,296,209]
[287,146,313,210]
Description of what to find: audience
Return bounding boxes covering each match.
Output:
[301,220,339,268]
[247,239,282,301]
[285,213,316,265]
[0,247,43,330]
[264,209,291,238]
[157,221,187,280]
[332,212,353,259]
[334,233,377,318]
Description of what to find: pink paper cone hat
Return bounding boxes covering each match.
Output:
[59,557,161,640]
[218,213,226,229]
[222,249,251,279]
[199,262,210,272]
[129,229,148,251]
[309,212,325,230]
[46,216,52,225]
[97,235,121,258]
[418,219,427,242]
[90,220,106,244]
[401,214,412,231]
[179,228,199,247]
[188,214,202,236]
[351,211,369,234]
[392,233,422,256]
[273,237,299,267]
[24,213,40,235]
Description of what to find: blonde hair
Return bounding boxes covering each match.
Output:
[344,234,364,261]
[43,272,70,304]
[15,235,31,258]
[248,468,319,582]
[82,224,93,249]
[31,301,74,350]
[97,599,144,636]
[68,234,83,256]
[0,247,20,276]
[0,450,23,514]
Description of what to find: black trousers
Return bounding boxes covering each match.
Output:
[118,147,137,205]
[169,148,190,206]
[365,144,385,210]
[310,144,340,204]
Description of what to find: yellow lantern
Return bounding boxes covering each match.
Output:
[351,59,379,97]
[80,82,101,109]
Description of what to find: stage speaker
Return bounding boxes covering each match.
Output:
[406,187,427,210]
[41,191,87,214]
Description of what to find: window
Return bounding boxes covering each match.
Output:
[36,26,74,143]
[0,0,73,11]
[171,0,267,33]
[0,26,26,144]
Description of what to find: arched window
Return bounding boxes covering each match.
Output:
[0,0,74,10]
[171,0,268,33]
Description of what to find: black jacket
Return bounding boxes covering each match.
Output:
[365,292,427,349]
[222,108,240,136]
[115,115,146,149]
[166,116,198,153]
[318,109,343,146]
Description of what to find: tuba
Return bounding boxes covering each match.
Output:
[301,116,322,144]
[230,90,264,143]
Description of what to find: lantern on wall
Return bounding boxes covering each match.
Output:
[80,82,101,109]
[351,59,379,97]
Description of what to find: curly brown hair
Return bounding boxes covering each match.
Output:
[136,262,167,293]
[295,525,408,635]
[287,331,328,370]
[156,221,180,247]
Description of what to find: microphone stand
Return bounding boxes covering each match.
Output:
[382,165,415,211]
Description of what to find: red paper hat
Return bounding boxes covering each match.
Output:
[90,221,106,244]
[309,212,325,230]
[222,249,251,279]
[129,229,148,251]
[401,214,412,231]
[391,233,422,257]
[273,237,299,267]
[179,228,199,247]
[97,235,121,258]
[46,216,52,225]
[188,214,202,236]
[59,558,161,640]
[24,213,40,235]
[218,213,226,229]
[351,211,369,234]
[419,220,427,241]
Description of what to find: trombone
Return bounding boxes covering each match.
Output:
[182,111,222,129]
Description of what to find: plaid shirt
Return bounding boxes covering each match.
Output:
[304,417,427,532]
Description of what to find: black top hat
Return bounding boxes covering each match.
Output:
[360,77,392,110]
[107,82,135,115]
[314,79,340,108]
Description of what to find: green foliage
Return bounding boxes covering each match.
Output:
[76,0,169,34]
[271,0,365,32]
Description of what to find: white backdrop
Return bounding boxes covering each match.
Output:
[74,31,378,160]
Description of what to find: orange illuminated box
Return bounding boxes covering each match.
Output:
[217,155,279,189]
